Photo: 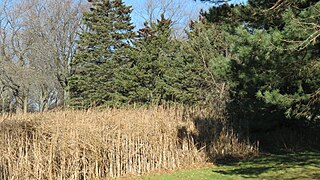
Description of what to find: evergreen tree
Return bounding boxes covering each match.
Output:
[203,3,239,25]
[114,15,221,106]
[261,1,320,121]
[237,0,319,30]
[184,21,231,107]
[199,0,320,135]
[114,15,187,105]
[69,0,134,108]
[224,0,320,131]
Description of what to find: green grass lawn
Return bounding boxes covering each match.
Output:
[136,152,320,179]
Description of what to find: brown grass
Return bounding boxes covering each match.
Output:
[0,106,258,179]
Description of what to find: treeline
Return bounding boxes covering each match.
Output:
[203,0,320,149]
[68,0,319,149]
[0,0,319,147]
[69,0,319,119]
[0,0,206,113]
[69,0,228,109]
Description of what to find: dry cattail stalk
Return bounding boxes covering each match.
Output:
[0,106,258,179]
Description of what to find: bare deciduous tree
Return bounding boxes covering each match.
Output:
[134,0,206,38]
[0,0,87,113]
[21,0,87,107]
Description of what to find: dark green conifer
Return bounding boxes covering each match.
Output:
[114,15,183,105]
[224,0,320,130]
[69,0,134,108]
[196,0,320,135]
[114,14,215,105]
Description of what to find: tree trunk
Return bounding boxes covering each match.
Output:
[16,101,23,114]
[0,87,4,113]
[1,97,4,114]
[63,87,69,107]
[23,95,28,114]
[40,88,49,112]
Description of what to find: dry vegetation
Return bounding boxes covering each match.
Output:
[0,106,258,179]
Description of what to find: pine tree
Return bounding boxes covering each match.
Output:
[114,15,216,105]
[113,15,182,105]
[225,0,320,130]
[69,0,134,108]
[199,0,320,135]
[184,21,231,107]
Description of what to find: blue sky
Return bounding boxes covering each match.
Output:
[0,0,247,32]
[123,0,247,6]
[123,0,247,30]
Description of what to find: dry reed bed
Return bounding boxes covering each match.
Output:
[0,107,257,179]
[0,107,204,179]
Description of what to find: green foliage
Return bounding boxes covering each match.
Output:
[113,15,181,104]
[203,3,240,26]
[198,0,320,134]
[185,21,231,105]
[68,0,319,129]
[69,0,135,108]
[224,0,320,129]
[69,5,225,107]
[238,0,319,30]
[114,15,220,105]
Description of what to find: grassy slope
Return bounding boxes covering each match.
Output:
[138,152,320,179]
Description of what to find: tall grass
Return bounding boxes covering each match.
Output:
[0,106,257,179]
